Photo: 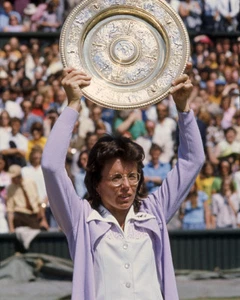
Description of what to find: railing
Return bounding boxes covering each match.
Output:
[1,229,240,271]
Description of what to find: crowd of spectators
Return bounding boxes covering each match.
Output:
[0,0,239,234]
[0,1,239,34]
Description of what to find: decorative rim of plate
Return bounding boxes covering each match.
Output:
[60,0,190,110]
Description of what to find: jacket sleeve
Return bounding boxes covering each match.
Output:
[41,107,92,235]
[146,110,205,223]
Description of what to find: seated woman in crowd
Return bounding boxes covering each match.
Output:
[3,12,28,32]
[212,178,239,228]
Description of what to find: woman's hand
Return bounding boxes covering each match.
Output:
[61,68,91,111]
[169,62,193,112]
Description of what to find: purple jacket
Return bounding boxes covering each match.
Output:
[42,107,205,300]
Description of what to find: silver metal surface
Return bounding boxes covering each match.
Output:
[60,0,190,110]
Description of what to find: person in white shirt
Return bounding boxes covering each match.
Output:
[0,117,28,167]
[152,102,177,163]
[218,0,239,31]
[0,89,23,119]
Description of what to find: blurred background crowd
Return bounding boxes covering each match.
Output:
[0,0,239,233]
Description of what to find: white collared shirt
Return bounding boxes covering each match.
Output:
[87,205,163,300]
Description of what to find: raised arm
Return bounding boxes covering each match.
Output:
[145,64,205,222]
[41,69,91,235]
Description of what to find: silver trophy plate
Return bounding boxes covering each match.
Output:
[60,0,190,110]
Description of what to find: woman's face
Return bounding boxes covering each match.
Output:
[80,152,88,169]
[96,158,138,217]
[0,111,10,126]
[204,163,214,176]
[220,161,231,176]
[225,130,236,144]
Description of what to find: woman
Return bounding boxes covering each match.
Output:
[3,12,28,32]
[212,178,239,228]
[74,150,89,199]
[42,66,205,300]
[26,122,47,161]
[0,110,11,134]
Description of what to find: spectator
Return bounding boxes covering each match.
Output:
[206,112,225,165]
[31,93,45,119]
[0,117,28,167]
[0,89,23,119]
[143,143,171,193]
[39,85,55,112]
[201,0,220,31]
[0,1,21,31]
[22,3,37,31]
[218,0,239,32]
[20,99,43,137]
[50,88,68,114]
[135,119,156,165]
[43,108,59,137]
[189,101,207,149]
[90,105,112,137]
[3,11,28,32]
[212,159,235,194]
[74,150,89,199]
[22,146,55,228]
[26,121,47,161]
[0,110,11,134]
[6,164,48,232]
[215,127,240,161]
[178,0,202,32]
[0,154,10,233]
[8,37,22,61]
[180,182,209,229]
[152,102,177,163]
[220,94,236,129]
[37,0,61,32]
[82,132,98,152]
[196,161,216,202]
[114,109,146,140]
[212,178,239,228]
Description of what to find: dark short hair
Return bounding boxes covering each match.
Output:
[149,143,163,154]
[84,135,147,212]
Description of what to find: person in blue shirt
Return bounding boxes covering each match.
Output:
[143,143,171,193]
[180,182,209,229]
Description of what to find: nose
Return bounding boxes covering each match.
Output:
[121,175,130,188]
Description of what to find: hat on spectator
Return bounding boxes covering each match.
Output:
[194,35,213,46]
[0,70,8,79]
[23,3,37,15]
[9,11,22,23]
[8,164,22,178]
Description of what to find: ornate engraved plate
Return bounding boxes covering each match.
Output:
[60,0,190,110]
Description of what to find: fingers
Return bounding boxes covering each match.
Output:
[62,68,91,87]
[185,61,192,72]
[169,75,192,94]
[171,74,189,86]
